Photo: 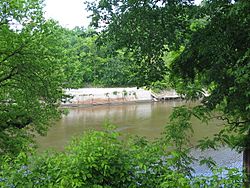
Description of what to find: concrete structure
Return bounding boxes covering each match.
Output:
[151,89,180,101]
[62,87,153,106]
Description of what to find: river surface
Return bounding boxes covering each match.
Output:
[36,101,242,171]
[36,101,218,151]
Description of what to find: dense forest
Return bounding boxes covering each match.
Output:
[0,0,249,187]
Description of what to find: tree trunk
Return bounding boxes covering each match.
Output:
[243,147,250,187]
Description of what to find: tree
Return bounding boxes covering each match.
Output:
[86,0,250,183]
[0,0,66,156]
[63,27,144,88]
[171,0,250,183]
[86,0,189,85]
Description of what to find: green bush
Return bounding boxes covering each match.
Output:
[0,128,170,187]
[0,127,243,188]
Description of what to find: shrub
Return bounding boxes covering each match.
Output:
[0,127,243,187]
[0,128,171,187]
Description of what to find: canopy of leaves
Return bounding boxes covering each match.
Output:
[0,0,68,156]
[86,0,197,85]
[172,0,250,150]
[63,27,153,88]
[87,0,250,149]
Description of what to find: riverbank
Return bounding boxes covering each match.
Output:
[61,87,181,107]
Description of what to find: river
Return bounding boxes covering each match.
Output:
[36,101,242,171]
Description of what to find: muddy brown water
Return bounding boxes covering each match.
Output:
[36,101,219,150]
[36,101,242,171]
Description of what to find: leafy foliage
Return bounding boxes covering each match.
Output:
[62,27,143,88]
[0,127,243,187]
[85,0,195,85]
[171,0,250,151]
[86,0,250,180]
[86,0,250,140]
[0,0,68,156]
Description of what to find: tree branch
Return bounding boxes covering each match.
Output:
[216,115,250,128]
[0,43,26,64]
[0,66,18,84]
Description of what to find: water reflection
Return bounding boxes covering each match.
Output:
[36,101,222,151]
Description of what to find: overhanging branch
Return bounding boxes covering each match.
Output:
[216,115,250,129]
[0,43,26,64]
[0,66,18,84]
